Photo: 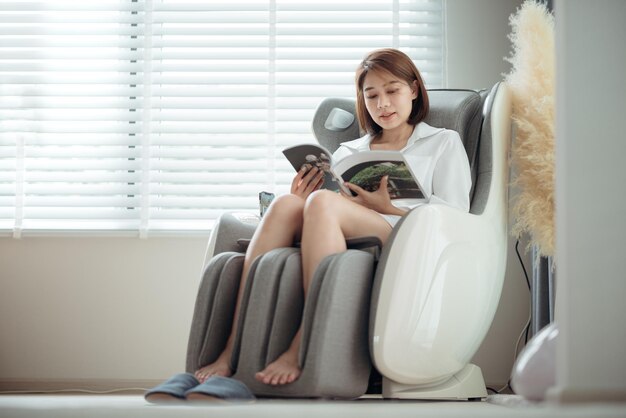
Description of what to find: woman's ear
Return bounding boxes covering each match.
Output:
[411,80,419,99]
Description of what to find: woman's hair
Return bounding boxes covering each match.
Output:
[355,48,429,136]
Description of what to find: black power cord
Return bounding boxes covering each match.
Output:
[515,239,531,291]
[515,239,532,345]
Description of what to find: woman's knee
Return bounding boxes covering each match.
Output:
[265,194,305,222]
[303,190,340,220]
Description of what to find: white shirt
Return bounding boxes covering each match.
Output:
[332,122,471,226]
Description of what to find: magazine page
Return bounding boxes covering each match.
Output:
[332,151,428,199]
[282,143,347,193]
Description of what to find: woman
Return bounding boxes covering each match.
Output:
[195,48,471,386]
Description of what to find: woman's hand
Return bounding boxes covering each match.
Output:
[290,166,325,199]
[342,176,407,216]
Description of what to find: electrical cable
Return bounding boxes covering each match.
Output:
[0,387,150,395]
[515,239,531,291]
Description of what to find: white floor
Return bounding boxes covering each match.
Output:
[1,394,625,418]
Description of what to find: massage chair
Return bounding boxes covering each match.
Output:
[185,82,512,400]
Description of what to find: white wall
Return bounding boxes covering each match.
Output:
[0,237,206,385]
[550,0,626,402]
[0,0,526,390]
[446,0,520,90]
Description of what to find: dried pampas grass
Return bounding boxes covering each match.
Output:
[505,0,555,258]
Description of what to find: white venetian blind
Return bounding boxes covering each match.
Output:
[0,1,148,235]
[0,0,445,236]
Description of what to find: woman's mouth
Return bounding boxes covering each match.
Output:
[379,112,396,121]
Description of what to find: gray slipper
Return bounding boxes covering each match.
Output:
[185,376,256,402]
[145,373,200,403]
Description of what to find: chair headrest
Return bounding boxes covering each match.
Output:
[311,97,361,154]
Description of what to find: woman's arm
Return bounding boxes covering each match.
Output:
[430,132,471,212]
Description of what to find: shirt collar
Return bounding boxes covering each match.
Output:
[409,122,445,145]
[339,122,445,151]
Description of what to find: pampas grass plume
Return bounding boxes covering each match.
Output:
[505,0,555,258]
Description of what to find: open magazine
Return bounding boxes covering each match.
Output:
[282,143,428,200]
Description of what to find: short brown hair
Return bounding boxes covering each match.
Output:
[355,48,429,136]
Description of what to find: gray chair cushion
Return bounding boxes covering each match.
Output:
[186,252,244,374]
[232,249,375,398]
[425,89,483,200]
[469,84,499,215]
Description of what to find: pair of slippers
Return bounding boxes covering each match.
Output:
[145,373,255,404]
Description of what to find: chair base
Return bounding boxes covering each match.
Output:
[382,364,487,401]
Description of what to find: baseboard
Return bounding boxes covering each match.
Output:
[0,378,163,394]
[546,386,626,404]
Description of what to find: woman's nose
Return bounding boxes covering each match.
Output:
[377,95,389,109]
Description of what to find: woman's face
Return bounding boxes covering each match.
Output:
[362,70,417,132]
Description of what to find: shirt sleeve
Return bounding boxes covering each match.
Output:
[429,131,472,212]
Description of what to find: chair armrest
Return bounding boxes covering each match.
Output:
[345,236,383,251]
[203,212,260,268]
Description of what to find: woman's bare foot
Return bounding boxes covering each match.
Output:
[255,349,301,386]
[194,352,232,383]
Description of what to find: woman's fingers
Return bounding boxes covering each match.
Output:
[342,176,394,212]
[314,175,325,190]
[305,169,325,193]
[373,175,390,197]
[343,181,365,196]
[291,167,324,197]
[378,175,389,191]
[302,166,320,184]
[290,167,307,194]
[291,167,313,195]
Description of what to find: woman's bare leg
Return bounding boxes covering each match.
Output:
[195,194,306,382]
[255,190,393,385]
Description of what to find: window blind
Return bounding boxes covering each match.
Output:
[0,0,445,236]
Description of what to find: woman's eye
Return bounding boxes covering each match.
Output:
[366,95,377,100]
[387,89,399,94]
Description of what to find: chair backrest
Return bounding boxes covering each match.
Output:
[310,87,490,213]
